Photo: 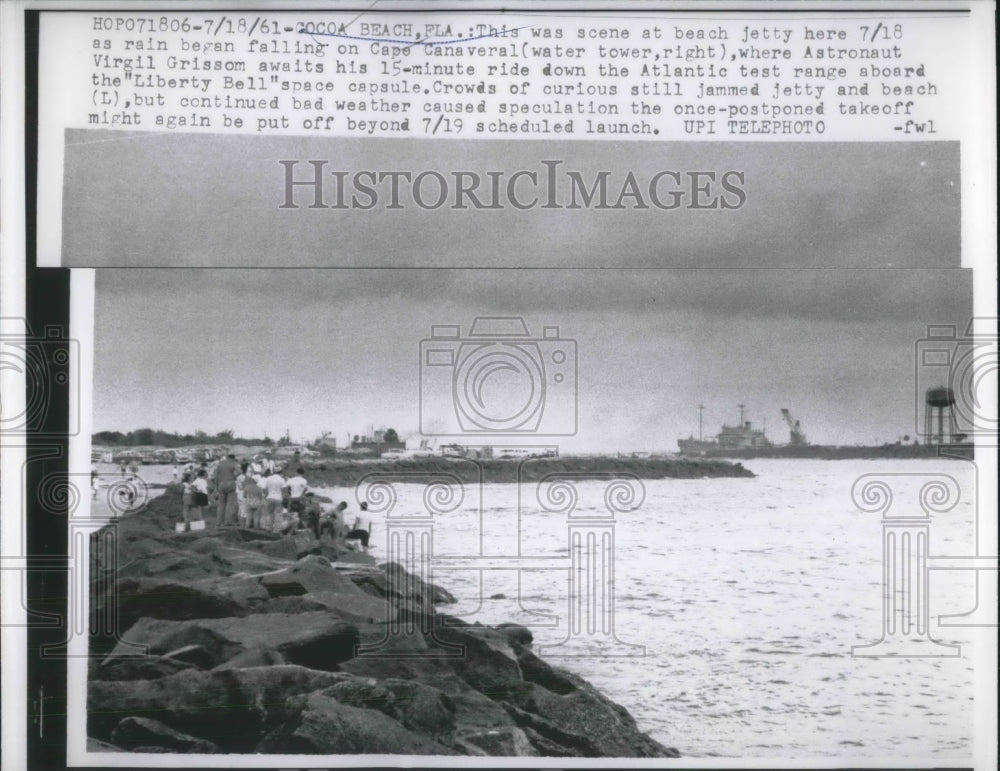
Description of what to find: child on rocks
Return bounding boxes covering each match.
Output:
[191,469,210,524]
[180,472,204,532]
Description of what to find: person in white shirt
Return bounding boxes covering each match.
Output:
[262,470,286,525]
[235,462,249,528]
[286,467,309,517]
[191,470,210,523]
[244,473,266,529]
[344,501,373,551]
[180,472,204,532]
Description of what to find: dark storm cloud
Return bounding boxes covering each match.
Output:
[64,133,959,269]
[98,267,971,325]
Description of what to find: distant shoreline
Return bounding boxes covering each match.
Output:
[676,443,974,461]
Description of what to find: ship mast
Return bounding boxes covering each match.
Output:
[738,403,745,425]
[698,404,704,441]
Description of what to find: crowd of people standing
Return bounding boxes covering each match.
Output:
[177,450,370,548]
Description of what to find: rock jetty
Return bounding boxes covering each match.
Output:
[301,454,755,487]
[88,488,680,757]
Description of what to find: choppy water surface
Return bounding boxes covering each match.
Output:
[320,458,983,761]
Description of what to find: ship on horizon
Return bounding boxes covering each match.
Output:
[677,404,772,455]
[677,402,973,460]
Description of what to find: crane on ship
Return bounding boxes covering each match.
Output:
[780,408,808,446]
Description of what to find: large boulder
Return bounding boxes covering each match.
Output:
[183,536,294,574]
[323,678,457,737]
[110,717,219,753]
[277,621,361,672]
[420,673,519,732]
[503,681,679,758]
[501,700,600,757]
[240,530,322,561]
[454,727,536,756]
[256,691,455,755]
[104,577,251,633]
[94,656,193,682]
[430,619,527,701]
[495,623,533,647]
[337,622,455,681]
[243,537,301,562]
[513,646,579,695]
[86,737,124,752]
[105,612,359,672]
[386,562,458,604]
[113,550,224,582]
[258,557,394,623]
[89,665,349,752]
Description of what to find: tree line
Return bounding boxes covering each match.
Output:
[92,428,272,447]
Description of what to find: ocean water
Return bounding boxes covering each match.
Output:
[316,458,984,761]
[95,459,984,759]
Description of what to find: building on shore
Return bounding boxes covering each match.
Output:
[350,429,406,455]
[439,444,559,460]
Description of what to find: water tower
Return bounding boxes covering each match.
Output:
[924,386,957,444]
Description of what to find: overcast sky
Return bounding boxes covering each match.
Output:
[81,136,969,451]
[64,134,960,269]
[93,267,971,452]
